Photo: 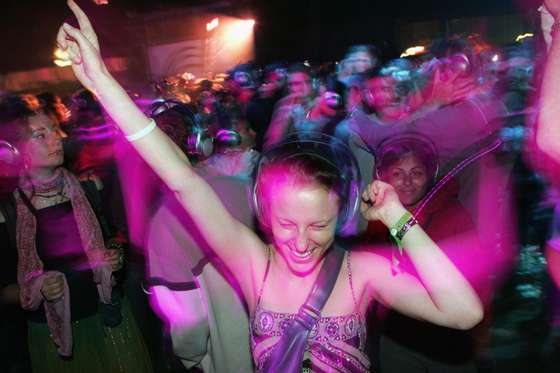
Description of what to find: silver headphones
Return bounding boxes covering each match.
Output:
[374,133,440,182]
[252,134,361,233]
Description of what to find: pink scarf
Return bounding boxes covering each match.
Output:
[16,167,113,357]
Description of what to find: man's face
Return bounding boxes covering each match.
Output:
[287,72,312,98]
[362,76,404,121]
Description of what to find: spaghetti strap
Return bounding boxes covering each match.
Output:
[256,246,272,309]
[347,251,359,310]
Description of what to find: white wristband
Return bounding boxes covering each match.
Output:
[125,119,157,142]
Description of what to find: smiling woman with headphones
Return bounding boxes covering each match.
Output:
[57,2,483,371]
[368,133,490,373]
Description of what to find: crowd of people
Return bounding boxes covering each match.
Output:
[1,0,560,372]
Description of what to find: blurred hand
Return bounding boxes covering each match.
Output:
[426,67,477,106]
[104,249,123,272]
[360,180,407,227]
[41,274,65,302]
[56,0,109,92]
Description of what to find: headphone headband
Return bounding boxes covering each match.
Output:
[253,134,361,233]
[375,132,440,181]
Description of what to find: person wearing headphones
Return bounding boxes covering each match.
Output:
[56,2,483,371]
[367,134,491,373]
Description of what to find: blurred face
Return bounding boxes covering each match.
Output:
[346,51,375,74]
[22,114,64,171]
[380,154,429,207]
[268,69,287,88]
[287,72,312,98]
[199,90,216,108]
[268,182,339,276]
[363,76,404,122]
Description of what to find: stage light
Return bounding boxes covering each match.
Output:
[400,46,426,58]
[93,0,109,5]
[207,18,220,32]
[515,33,534,42]
[223,19,255,43]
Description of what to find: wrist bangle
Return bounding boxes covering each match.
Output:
[125,119,157,142]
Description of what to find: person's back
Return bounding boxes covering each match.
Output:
[146,174,254,373]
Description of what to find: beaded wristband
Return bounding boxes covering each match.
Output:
[389,211,418,253]
[125,119,157,142]
[389,211,418,275]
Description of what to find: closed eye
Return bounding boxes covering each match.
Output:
[311,225,328,230]
[279,222,295,229]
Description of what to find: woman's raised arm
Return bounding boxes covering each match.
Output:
[57,0,266,279]
[358,181,483,330]
[537,1,560,162]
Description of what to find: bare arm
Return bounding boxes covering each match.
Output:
[537,1,560,161]
[359,181,483,330]
[263,97,297,149]
[57,1,265,280]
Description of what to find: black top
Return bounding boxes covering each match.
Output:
[0,220,23,320]
[26,201,98,323]
[0,222,17,289]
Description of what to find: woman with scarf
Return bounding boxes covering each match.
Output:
[0,94,152,373]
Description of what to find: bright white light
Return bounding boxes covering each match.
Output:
[54,59,72,67]
[491,54,499,63]
[515,33,534,42]
[206,18,220,32]
[53,47,72,67]
[400,46,426,58]
[224,19,255,43]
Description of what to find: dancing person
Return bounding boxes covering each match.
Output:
[0,94,152,373]
[146,174,255,373]
[264,63,316,148]
[56,2,483,371]
[247,63,287,151]
[368,135,491,373]
[338,44,380,84]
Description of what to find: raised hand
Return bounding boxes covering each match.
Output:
[56,0,109,92]
[360,180,407,226]
[426,66,477,106]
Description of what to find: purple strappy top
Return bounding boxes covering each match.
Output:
[250,252,371,372]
